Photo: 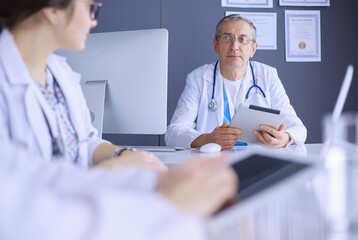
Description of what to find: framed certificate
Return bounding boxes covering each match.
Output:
[280,0,330,7]
[222,0,273,8]
[285,10,321,62]
[226,11,277,50]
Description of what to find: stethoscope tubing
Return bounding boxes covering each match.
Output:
[209,60,268,111]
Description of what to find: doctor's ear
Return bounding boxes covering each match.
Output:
[41,7,61,25]
[213,37,219,54]
[250,42,258,58]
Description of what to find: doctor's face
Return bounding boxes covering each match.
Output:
[214,21,258,71]
[56,0,99,51]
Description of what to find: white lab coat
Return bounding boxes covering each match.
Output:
[165,61,307,148]
[0,29,105,168]
[0,141,205,240]
[0,29,206,239]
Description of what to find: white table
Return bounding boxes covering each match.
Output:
[154,143,324,166]
[154,144,358,240]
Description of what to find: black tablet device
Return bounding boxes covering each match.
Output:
[216,153,310,214]
[232,154,309,201]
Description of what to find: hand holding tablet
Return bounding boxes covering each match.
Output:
[229,103,286,144]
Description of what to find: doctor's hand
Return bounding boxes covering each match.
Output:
[191,123,241,150]
[157,155,238,218]
[209,122,242,150]
[254,123,291,148]
[94,150,168,173]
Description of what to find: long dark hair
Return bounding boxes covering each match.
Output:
[0,0,73,32]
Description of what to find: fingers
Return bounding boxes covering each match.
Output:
[159,155,238,218]
[254,124,289,148]
[195,161,238,217]
[209,125,242,150]
[259,125,279,138]
[120,150,168,172]
[149,153,168,173]
[208,167,238,213]
[218,126,241,135]
[213,126,241,140]
[254,130,267,145]
[143,151,168,172]
[278,122,286,131]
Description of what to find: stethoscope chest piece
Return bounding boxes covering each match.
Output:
[208,99,218,111]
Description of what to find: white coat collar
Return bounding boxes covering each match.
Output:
[0,29,33,86]
[0,29,86,161]
[0,29,52,159]
[203,61,216,83]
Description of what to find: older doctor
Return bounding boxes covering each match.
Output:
[165,14,307,150]
[0,0,166,171]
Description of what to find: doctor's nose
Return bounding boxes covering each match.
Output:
[229,38,243,48]
[230,40,241,51]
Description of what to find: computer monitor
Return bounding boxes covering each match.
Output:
[57,29,168,135]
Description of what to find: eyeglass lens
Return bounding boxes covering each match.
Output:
[90,3,101,20]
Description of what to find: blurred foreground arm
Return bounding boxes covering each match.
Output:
[158,155,238,217]
[92,142,167,172]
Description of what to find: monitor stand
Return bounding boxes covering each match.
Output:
[81,80,108,137]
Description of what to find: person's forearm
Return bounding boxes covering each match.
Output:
[190,133,210,148]
[92,142,119,165]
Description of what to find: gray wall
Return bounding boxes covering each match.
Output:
[96,0,358,146]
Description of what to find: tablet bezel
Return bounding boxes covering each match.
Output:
[229,103,286,144]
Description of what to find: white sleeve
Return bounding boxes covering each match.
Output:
[0,144,206,240]
[165,74,202,148]
[269,69,307,145]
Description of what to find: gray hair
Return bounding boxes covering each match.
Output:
[215,14,257,42]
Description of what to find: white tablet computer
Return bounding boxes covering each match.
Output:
[229,103,286,143]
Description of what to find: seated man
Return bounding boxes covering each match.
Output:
[165,14,307,150]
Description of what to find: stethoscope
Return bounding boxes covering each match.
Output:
[208,60,269,111]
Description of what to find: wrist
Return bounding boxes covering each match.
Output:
[191,133,210,148]
[112,147,135,158]
[284,134,294,148]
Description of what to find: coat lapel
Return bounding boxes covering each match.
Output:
[237,62,254,105]
[0,29,52,159]
[46,55,86,144]
[204,62,224,126]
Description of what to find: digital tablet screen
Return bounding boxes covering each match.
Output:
[229,104,286,143]
[216,154,309,214]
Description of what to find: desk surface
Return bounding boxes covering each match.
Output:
[154,143,323,166]
[154,144,358,240]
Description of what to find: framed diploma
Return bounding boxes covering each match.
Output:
[222,0,273,8]
[280,0,330,7]
[285,10,321,62]
[226,11,277,50]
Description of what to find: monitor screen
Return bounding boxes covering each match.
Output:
[57,29,168,135]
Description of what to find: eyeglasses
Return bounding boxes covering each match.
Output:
[217,34,255,45]
[89,1,102,20]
